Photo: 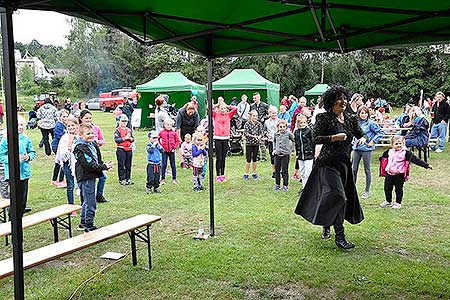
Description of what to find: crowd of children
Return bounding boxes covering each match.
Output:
[2,89,442,237]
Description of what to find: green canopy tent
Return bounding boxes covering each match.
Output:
[136,72,206,128]
[212,69,280,107]
[304,83,330,105]
[4,3,450,298]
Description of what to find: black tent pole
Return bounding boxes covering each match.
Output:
[1,7,25,300]
[206,58,215,236]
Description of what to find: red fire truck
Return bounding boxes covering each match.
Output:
[99,88,138,112]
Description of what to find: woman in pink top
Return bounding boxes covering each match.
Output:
[213,103,237,182]
[79,109,109,203]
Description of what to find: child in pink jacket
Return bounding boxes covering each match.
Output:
[212,103,237,182]
[159,118,181,184]
[379,136,432,209]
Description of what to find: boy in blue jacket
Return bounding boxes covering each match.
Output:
[0,116,36,215]
[74,123,113,232]
[146,131,163,194]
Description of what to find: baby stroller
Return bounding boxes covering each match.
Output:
[26,111,38,129]
[228,122,244,156]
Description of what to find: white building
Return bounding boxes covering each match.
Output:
[15,50,54,81]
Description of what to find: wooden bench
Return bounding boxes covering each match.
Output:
[0,204,81,246]
[0,214,161,279]
[0,199,10,245]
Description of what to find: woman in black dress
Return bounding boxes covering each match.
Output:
[295,85,366,250]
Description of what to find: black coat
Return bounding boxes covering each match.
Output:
[294,112,365,226]
[293,127,314,161]
[74,142,108,182]
[175,108,200,140]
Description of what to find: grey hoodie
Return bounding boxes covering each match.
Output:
[273,130,294,156]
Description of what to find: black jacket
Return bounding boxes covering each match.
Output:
[431,101,450,124]
[175,108,200,140]
[293,127,314,160]
[74,142,108,182]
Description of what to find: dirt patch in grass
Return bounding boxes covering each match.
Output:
[241,283,337,300]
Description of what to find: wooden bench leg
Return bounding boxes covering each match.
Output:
[129,225,152,270]
[1,207,8,246]
[50,214,73,243]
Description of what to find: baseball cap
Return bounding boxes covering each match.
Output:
[148,130,158,138]
[119,114,129,122]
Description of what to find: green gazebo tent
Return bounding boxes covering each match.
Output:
[304,83,330,104]
[212,69,280,107]
[136,72,206,128]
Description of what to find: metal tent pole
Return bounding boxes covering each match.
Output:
[206,58,215,236]
[1,7,25,300]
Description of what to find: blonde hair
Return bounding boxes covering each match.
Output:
[192,132,204,142]
[268,105,278,114]
[296,114,307,123]
[391,135,405,144]
[184,133,192,141]
[163,118,174,126]
[67,117,79,125]
[79,123,93,134]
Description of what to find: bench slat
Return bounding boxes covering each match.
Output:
[0,204,81,237]
[0,214,161,279]
[0,199,10,210]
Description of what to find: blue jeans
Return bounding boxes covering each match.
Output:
[96,173,106,197]
[62,162,74,205]
[79,179,97,227]
[430,122,447,150]
[161,151,176,180]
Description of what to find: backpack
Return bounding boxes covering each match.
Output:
[379,153,412,181]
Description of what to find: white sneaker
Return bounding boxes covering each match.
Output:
[361,192,370,199]
[380,201,393,208]
[392,202,402,209]
[435,148,444,153]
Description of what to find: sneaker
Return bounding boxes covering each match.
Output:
[119,180,127,186]
[126,179,135,185]
[281,186,288,192]
[154,187,161,193]
[392,202,402,209]
[84,225,99,233]
[70,211,78,217]
[272,172,275,178]
[160,179,166,185]
[51,180,59,186]
[146,188,153,194]
[435,148,444,153]
[252,173,258,180]
[273,185,280,191]
[56,181,67,188]
[172,179,177,185]
[221,176,227,182]
[361,192,370,199]
[243,174,249,180]
[380,201,393,208]
[292,173,299,180]
[24,207,32,213]
[96,195,110,203]
[216,176,222,183]
[77,223,86,231]
[193,187,199,192]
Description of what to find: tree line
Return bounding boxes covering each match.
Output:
[13,18,450,106]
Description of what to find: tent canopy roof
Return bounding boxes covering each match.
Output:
[304,83,330,96]
[136,72,205,92]
[213,69,279,90]
[9,1,450,57]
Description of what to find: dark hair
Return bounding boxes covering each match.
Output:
[79,109,92,123]
[44,98,52,105]
[322,85,350,112]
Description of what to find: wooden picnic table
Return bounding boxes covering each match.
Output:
[0,204,81,246]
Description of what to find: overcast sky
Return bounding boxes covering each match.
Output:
[12,10,71,47]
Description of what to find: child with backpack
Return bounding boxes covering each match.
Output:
[379,136,432,209]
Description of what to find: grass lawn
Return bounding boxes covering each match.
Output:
[0,110,449,300]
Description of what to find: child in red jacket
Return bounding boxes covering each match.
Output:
[114,114,134,185]
[159,118,181,185]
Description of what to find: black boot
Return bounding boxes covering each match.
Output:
[334,224,355,250]
[96,195,110,203]
[321,226,331,239]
